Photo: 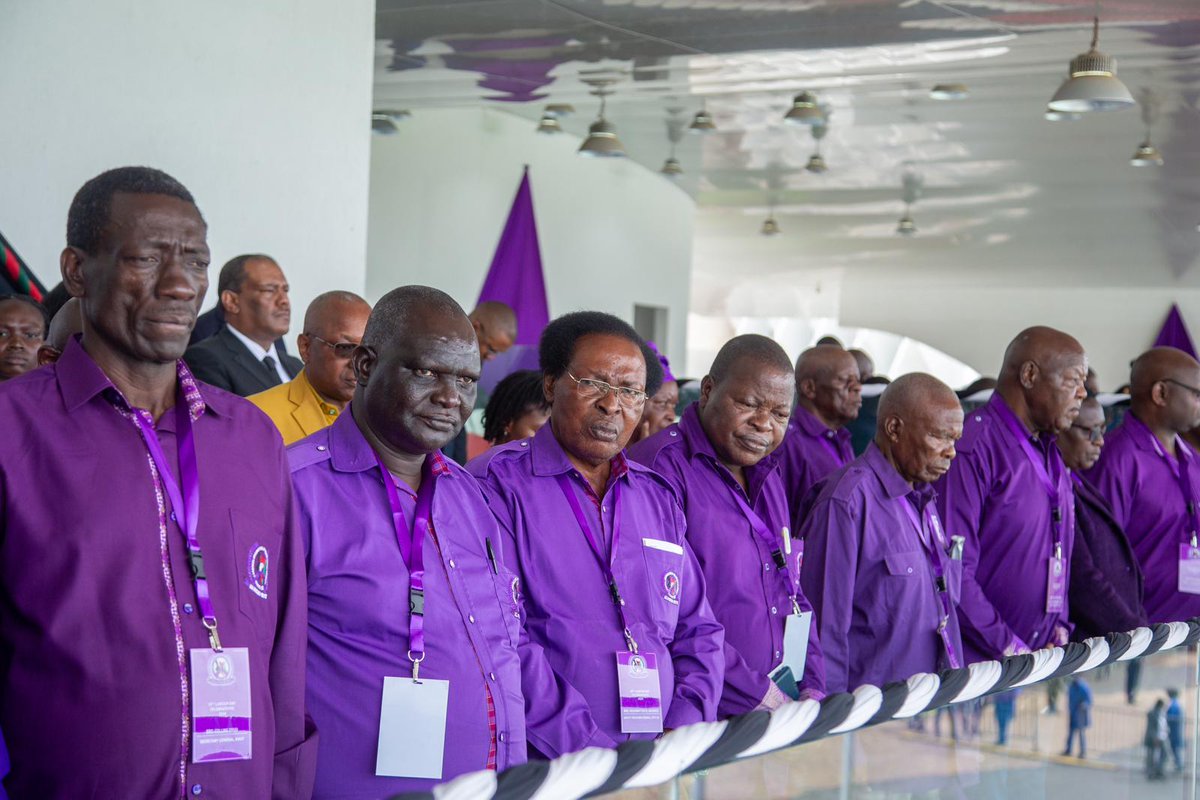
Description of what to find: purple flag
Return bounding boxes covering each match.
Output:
[476,168,550,389]
[1153,304,1198,360]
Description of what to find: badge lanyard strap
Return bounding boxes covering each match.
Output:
[555,475,638,654]
[1141,422,1200,547]
[375,453,436,679]
[996,408,1066,558]
[130,399,222,652]
[899,497,962,669]
[721,476,802,615]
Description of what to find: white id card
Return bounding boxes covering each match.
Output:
[1180,544,1200,595]
[376,676,450,779]
[781,611,813,677]
[190,648,252,763]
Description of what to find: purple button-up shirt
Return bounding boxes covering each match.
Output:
[1083,413,1200,624]
[775,405,855,529]
[800,444,964,693]
[0,338,314,799]
[934,393,1075,661]
[290,411,569,797]
[468,424,725,741]
[628,404,824,715]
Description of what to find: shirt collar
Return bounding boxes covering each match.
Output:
[529,419,630,481]
[791,403,849,444]
[862,441,916,500]
[327,405,454,478]
[987,391,1056,450]
[56,335,226,420]
[225,323,279,363]
[291,369,340,418]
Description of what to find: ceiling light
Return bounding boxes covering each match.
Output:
[1044,107,1083,122]
[806,154,828,174]
[374,109,411,121]
[371,114,399,135]
[784,91,824,126]
[660,157,683,177]
[896,213,917,236]
[1047,14,1135,113]
[536,113,563,134]
[806,122,829,174]
[544,103,575,118]
[761,216,781,236]
[689,106,716,134]
[930,83,969,100]
[578,89,626,158]
[1130,140,1164,167]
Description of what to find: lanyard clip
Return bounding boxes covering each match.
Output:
[937,616,948,634]
[1051,507,1062,524]
[782,527,792,556]
[623,627,638,655]
[791,597,802,616]
[1054,543,1062,561]
[188,550,206,581]
[407,650,425,682]
[203,617,222,652]
[771,549,787,569]
[409,587,425,616]
[1192,534,1198,550]
[609,581,625,607]
[950,535,965,561]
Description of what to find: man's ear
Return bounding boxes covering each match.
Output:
[1151,380,1169,408]
[220,289,240,317]
[543,372,557,406]
[60,247,87,298]
[352,344,375,387]
[1019,360,1039,390]
[698,375,715,410]
[882,414,904,443]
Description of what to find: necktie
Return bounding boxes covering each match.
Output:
[262,355,282,387]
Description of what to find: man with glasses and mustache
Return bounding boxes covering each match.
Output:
[630,335,825,715]
[250,291,371,444]
[801,373,965,693]
[935,327,1088,663]
[1057,396,1146,638]
[1084,347,1200,624]
[776,345,863,531]
[469,311,724,745]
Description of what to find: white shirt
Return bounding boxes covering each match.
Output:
[225,324,290,384]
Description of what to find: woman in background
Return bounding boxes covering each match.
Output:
[483,369,551,445]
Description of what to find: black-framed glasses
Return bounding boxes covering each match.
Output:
[1070,423,1105,443]
[1164,378,1200,401]
[308,335,359,359]
[566,372,648,408]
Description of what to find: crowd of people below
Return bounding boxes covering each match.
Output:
[0,165,1196,799]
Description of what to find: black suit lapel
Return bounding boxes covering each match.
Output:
[218,328,275,394]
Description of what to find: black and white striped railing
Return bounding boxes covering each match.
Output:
[390,621,1200,800]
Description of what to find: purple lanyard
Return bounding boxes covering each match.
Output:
[376,454,437,679]
[899,496,961,669]
[129,399,222,651]
[996,406,1067,557]
[720,473,801,614]
[555,474,639,653]
[1136,419,1200,545]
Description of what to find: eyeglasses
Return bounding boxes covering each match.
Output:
[1164,378,1200,401]
[1070,423,1105,443]
[566,372,648,408]
[307,335,359,359]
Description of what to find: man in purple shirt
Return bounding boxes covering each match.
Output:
[1058,397,1146,637]
[776,345,862,530]
[290,287,604,797]
[469,312,724,742]
[0,167,315,798]
[800,374,965,692]
[629,334,824,715]
[935,327,1088,662]
[1085,347,1200,623]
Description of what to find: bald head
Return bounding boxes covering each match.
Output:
[37,297,83,365]
[876,373,963,485]
[1129,346,1200,435]
[353,286,480,456]
[302,291,370,336]
[296,291,372,406]
[849,349,874,382]
[997,326,1088,434]
[711,334,793,384]
[470,300,517,361]
[699,335,795,469]
[795,345,862,429]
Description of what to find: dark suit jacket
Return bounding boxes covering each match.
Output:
[184,326,302,397]
[190,305,292,357]
[1069,476,1147,638]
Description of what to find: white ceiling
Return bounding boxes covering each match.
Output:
[373,0,1200,310]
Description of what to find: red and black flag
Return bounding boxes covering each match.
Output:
[0,230,46,301]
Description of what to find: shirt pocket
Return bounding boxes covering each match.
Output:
[229,508,282,644]
[944,557,963,604]
[640,537,684,637]
[489,562,524,650]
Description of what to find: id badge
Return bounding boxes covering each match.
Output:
[616,651,663,734]
[190,648,252,763]
[1045,555,1066,613]
[376,676,450,779]
[781,610,813,677]
[1179,544,1200,595]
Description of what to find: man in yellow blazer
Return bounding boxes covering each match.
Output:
[251,291,371,444]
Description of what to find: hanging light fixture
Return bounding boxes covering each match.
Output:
[660,156,683,176]
[761,215,781,236]
[544,103,575,118]
[930,83,970,101]
[1044,107,1083,122]
[806,122,829,174]
[578,89,626,158]
[371,109,409,135]
[1047,5,1135,113]
[896,208,917,236]
[897,169,922,236]
[536,113,563,134]
[784,91,824,126]
[1130,88,1165,166]
[689,101,716,134]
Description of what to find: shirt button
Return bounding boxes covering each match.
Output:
[191,785,202,796]
[499,732,506,743]
[771,606,778,615]
[907,567,913,574]
[468,615,475,624]
[489,672,496,681]
[775,650,781,660]
[602,506,608,513]
[764,563,770,572]
[448,559,456,569]
[316,445,327,452]
[521,442,529,448]
[669,431,678,437]
[183,603,194,615]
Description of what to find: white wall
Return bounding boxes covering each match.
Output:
[367,108,694,368]
[0,0,376,334]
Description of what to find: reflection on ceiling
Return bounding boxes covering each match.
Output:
[374,0,1200,295]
